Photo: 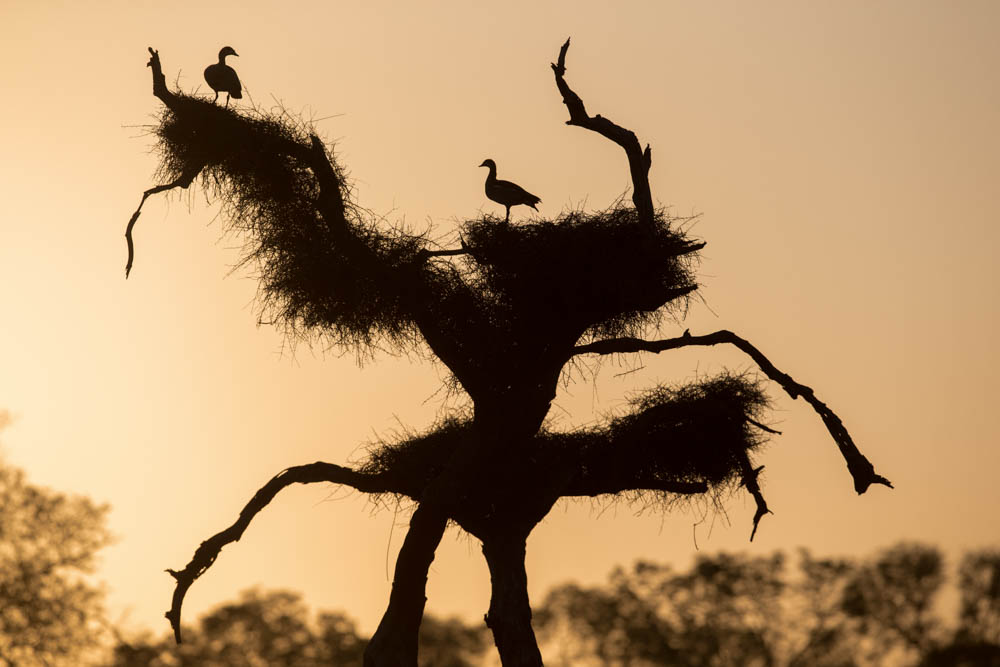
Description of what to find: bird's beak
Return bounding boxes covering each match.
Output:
[478,161,487,167]
[233,51,240,57]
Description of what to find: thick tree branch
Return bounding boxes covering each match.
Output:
[483,535,543,666]
[307,136,350,239]
[551,38,655,224]
[146,48,172,108]
[165,462,393,643]
[364,503,448,667]
[570,330,893,495]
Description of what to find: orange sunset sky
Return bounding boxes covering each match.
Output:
[1,0,998,638]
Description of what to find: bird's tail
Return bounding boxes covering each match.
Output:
[231,90,243,99]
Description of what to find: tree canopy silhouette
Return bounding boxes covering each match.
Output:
[109,544,1000,666]
[534,543,1000,667]
[111,588,486,667]
[0,454,111,665]
[124,40,891,666]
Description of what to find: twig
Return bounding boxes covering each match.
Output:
[419,247,469,260]
[739,457,771,541]
[124,168,202,278]
[748,418,782,435]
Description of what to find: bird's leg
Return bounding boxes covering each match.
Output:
[505,206,511,224]
[225,93,231,108]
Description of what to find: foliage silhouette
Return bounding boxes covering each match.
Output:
[535,544,1000,667]
[109,544,1000,666]
[124,40,890,665]
[111,588,484,667]
[0,454,111,666]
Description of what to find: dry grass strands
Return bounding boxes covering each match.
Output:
[460,206,702,343]
[359,373,769,506]
[153,94,434,355]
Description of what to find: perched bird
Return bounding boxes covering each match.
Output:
[204,46,242,107]
[479,159,541,223]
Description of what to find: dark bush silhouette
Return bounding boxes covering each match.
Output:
[0,454,111,665]
[109,544,1000,666]
[111,589,485,667]
[535,544,1000,667]
[124,40,890,665]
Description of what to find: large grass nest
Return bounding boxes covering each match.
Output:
[359,373,769,504]
[152,97,703,363]
[575,372,770,490]
[155,94,432,353]
[460,207,701,342]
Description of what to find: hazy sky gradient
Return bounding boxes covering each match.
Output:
[1,1,998,636]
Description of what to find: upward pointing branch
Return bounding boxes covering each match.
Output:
[551,38,655,224]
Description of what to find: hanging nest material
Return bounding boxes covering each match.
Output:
[460,206,702,342]
[575,372,770,494]
[150,93,439,352]
[359,373,769,511]
[145,92,705,365]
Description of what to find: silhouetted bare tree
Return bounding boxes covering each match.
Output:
[124,40,890,666]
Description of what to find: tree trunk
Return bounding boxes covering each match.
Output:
[483,535,544,666]
[363,503,447,667]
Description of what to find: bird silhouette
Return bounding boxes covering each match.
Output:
[204,46,242,107]
[479,159,540,223]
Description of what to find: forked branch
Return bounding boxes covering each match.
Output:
[571,330,893,495]
[165,462,395,643]
[551,38,654,223]
[740,455,771,541]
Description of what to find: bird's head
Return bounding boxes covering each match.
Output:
[218,46,239,59]
[479,159,496,170]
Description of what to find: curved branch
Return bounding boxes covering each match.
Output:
[124,167,202,278]
[570,330,893,495]
[551,38,654,223]
[165,462,394,643]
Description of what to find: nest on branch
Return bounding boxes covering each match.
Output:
[359,373,770,508]
[150,95,705,367]
[461,206,701,342]
[154,94,431,353]
[573,372,770,492]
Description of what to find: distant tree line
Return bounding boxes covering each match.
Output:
[109,589,484,667]
[0,454,110,666]
[2,452,996,666]
[532,544,1000,667]
[106,543,1000,667]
